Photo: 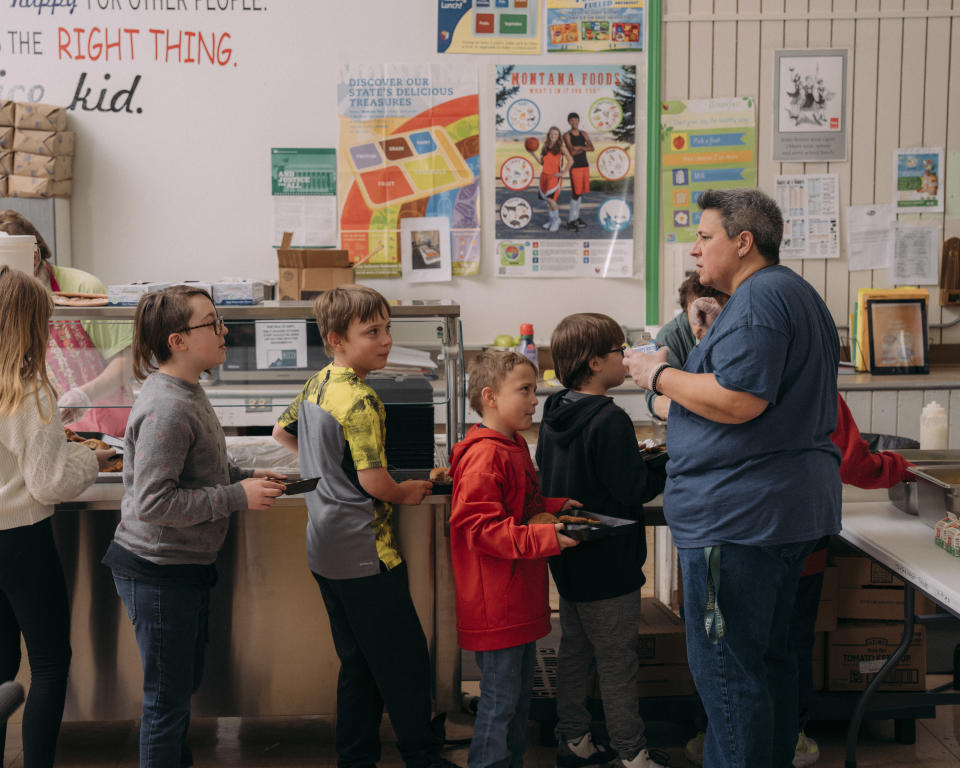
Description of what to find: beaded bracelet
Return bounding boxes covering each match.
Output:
[649,362,671,395]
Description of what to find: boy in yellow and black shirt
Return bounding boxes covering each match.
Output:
[273,286,451,768]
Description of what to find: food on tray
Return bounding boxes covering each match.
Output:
[64,427,123,472]
[429,466,452,484]
[558,514,603,525]
[52,291,109,307]
[526,512,558,525]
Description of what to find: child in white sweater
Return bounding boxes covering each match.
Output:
[0,266,115,768]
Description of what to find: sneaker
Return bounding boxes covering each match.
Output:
[573,218,588,229]
[793,731,820,767]
[619,748,661,768]
[557,733,615,768]
[542,220,553,230]
[566,221,580,231]
[683,732,704,766]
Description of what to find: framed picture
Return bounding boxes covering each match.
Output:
[866,298,928,375]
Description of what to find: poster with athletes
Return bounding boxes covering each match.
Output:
[338,64,480,278]
[494,64,636,278]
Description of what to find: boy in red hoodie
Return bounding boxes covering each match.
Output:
[449,350,580,768]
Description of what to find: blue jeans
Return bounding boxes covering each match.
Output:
[468,642,536,768]
[678,541,816,768]
[113,575,209,768]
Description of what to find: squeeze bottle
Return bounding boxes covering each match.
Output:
[516,324,539,370]
[920,401,948,450]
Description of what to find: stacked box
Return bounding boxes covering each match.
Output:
[7,103,74,199]
[833,555,935,620]
[277,232,353,300]
[826,623,926,692]
[636,598,695,697]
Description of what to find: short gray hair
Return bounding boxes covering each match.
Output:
[697,188,783,263]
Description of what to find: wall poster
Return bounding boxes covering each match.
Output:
[894,147,944,213]
[337,64,480,277]
[774,174,840,260]
[546,0,643,53]
[772,49,848,162]
[660,97,756,243]
[270,148,337,248]
[494,64,637,278]
[438,0,541,55]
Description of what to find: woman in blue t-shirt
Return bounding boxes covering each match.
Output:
[625,188,841,768]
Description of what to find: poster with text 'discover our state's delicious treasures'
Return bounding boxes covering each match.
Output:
[338,64,480,278]
[494,64,636,278]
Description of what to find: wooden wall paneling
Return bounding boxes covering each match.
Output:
[712,0,739,97]
[736,0,763,101]
[757,0,787,196]
[943,7,960,345]
[826,0,858,329]
[689,0,717,98]
[845,390,873,429]
[896,388,924,440]
[848,2,882,352]
[874,0,907,291]
[920,0,953,342]
[780,2,808,276]
[869,389,900,435]
[950,389,960,449]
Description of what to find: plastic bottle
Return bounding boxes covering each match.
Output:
[516,323,539,370]
[920,401,948,450]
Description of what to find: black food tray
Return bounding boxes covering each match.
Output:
[431,482,453,495]
[561,511,639,542]
[281,477,320,495]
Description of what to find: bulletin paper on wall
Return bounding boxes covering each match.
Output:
[437,0,541,54]
[772,49,848,162]
[546,0,643,53]
[494,64,637,278]
[337,64,480,278]
[775,174,840,260]
[661,98,756,243]
[894,148,944,213]
[271,148,338,247]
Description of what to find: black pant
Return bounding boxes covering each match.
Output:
[313,562,440,768]
[789,569,825,731]
[0,518,72,768]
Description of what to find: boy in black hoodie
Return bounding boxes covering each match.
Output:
[536,313,667,768]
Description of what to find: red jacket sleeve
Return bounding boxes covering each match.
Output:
[450,470,562,561]
[544,496,568,516]
[833,395,913,489]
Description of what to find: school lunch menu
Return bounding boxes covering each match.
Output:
[438,0,540,54]
[546,1,643,52]
[345,126,474,209]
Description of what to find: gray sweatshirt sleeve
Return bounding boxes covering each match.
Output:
[228,461,253,483]
[129,410,247,528]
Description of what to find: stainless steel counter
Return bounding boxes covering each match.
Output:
[42,482,460,720]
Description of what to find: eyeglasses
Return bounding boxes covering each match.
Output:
[606,344,628,356]
[177,315,226,336]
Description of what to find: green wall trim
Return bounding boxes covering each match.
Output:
[645,0,662,325]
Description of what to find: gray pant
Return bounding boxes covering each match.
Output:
[556,588,646,759]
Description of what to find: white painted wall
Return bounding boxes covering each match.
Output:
[0,0,648,347]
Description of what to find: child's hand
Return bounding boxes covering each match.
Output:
[397,479,433,506]
[554,523,578,550]
[94,449,117,471]
[559,499,583,513]
[241,477,285,511]
[252,469,288,481]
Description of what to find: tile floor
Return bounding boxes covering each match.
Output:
[2,677,958,768]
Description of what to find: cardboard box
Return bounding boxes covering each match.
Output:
[13,151,72,180]
[0,175,6,197]
[636,664,696,698]
[12,129,75,156]
[277,232,353,300]
[637,598,687,664]
[837,586,935,621]
[826,622,926,691]
[0,101,13,127]
[14,102,68,132]
[6,174,71,199]
[0,126,12,151]
[835,556,902,588]
[212,280,264,306]
[0,150,11,175]
[814,598,837,633]
[108,282,172,306]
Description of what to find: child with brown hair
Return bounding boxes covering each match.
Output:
[0,266,115,768]
[102,285,285,768]
[273,284,453,768]
[449,349,581,768]
[537,313,666,768]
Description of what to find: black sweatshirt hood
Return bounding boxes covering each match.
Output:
[540,390,615,449]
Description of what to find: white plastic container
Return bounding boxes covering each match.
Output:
[920,401,949,450]
[0,234,38,274]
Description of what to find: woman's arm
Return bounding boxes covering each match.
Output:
[655,367,767,424]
